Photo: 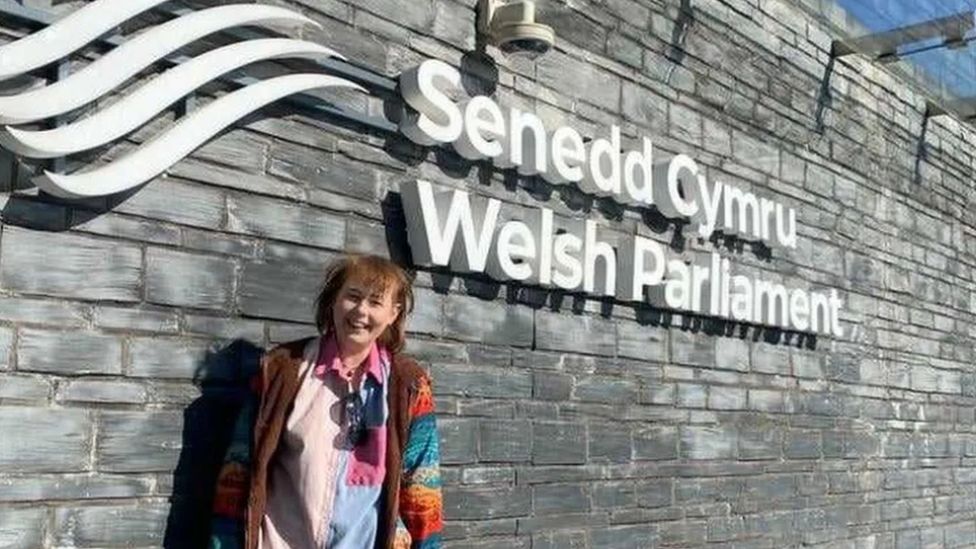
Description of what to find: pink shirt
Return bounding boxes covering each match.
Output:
[259,335,388,549]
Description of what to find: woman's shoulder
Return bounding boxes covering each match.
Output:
[391,353,432,387]
[257,337,315,382]
[263,337,313,363]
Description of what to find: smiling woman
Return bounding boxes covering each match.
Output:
[209,254,443,549]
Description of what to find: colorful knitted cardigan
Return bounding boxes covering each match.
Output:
[209,359,443,548]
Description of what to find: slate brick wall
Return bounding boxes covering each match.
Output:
[2,0,976,548]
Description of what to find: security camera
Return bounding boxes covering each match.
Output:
[478,0,555,59]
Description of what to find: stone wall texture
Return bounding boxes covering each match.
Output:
[2,0,976,548]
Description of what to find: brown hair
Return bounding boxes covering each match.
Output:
[314,254,414,354]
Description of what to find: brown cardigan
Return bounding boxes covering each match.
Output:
[242,338,430,549]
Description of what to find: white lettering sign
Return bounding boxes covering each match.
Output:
[398,60,840,337]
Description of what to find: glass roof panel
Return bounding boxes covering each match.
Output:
[805,0,976,118]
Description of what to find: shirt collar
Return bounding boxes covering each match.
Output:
[313,332,387,385]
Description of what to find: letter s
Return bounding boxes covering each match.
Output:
[400,60,463,146]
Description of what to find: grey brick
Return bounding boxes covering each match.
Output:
[460,466,515,485]
[748,389,786,413]
[431,364,532,399]
[182,227,261,258]
[537,50,619,110]
[660,520,708,545]
[0,374,51,401]
[636,478,672,508]
[708,516,745,543]
[269,145,380,201]
[739,427,782,460]
[184,315,265,342]
[715,338,750,371]
[532,531,588,549]
[193,128,268,173]
[0,507,46,549]
[784,429,821,459]
[751,343,790,375]
[592,481,637,509]
[945,521,976,548]
[589,525,657,549]
[670,102,703,146]
[458,399,515,418]
[792,350,825,378]
[227,194,345,249]
[17,328,122,375]
[407,287,443,337]
[145,248,236,310]
[0,474,152,502]
[53,504,168,547]
[59,379,148,404]
[0,296,87,327]
[532,422,586,464]
[172,154,302,199]
[677,383,707,408]
[616,321,668,362]
[622,81,668,129]
[0,326,10,370]
[238,258,330,323]
[640,383,674,405]
[0,407,92,472]
[96,411,183,472]
[0,228,141,301]
[431,0,474,49]
[634,426,678,460]
[709,386,747,410]
[671,329,716,367]
[745,474,797,502]
[440,418,478,465]
[443,294,533,347]
[533,484,589,515]
[535,311,615,356]
[94,306,180,334]
[444,537,530,549]
[801,392,845,416]
[681,426,736,460]
[71,211,181,246]
[575,376,639,404]
[115,178,226,229]
[444,486,531,520]
[588,423,633,463]
[128,337,217,380]
[516,511,608,534]
[607,32,642,68]
[479,420,531,462]
[533,372,573,401]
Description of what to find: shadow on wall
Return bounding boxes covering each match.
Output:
[163,339,263,549]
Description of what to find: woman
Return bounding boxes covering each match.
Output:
[210,255,443,549]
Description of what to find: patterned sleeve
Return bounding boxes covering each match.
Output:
[395,375,444,549]
[208,376,261,549]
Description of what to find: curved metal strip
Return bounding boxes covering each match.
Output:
[0,0,171,82]
[35,74,365,199]
[0,4,319,125]
[2,39,343,158]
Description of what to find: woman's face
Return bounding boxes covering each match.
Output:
[332,279,401,352]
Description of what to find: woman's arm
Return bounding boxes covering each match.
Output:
[396,375,444,549]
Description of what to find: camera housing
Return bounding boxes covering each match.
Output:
[478,0,555,59]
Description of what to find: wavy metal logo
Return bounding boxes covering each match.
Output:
[0,0,362,198]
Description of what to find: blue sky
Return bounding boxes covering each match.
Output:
[837,0,976,32]
[836,0,976,98]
